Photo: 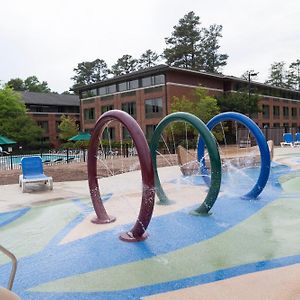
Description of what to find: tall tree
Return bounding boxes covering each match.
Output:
[71,59,109,86]
[7,76,51,93]
[265,61,286,87]
[200,24,228,72]
[287,59,300,90]
[24,76,51,93]
[0,86,43,147]
[6,78,26,91]
[110,55,138,76]
[138,49,160,69]
[164,11,201,69]
[163,11,228,72]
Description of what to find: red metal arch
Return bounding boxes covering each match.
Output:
[87,110,155,242]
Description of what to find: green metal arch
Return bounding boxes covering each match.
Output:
[150,112,222,214]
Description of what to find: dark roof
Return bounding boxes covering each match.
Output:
[20,92,80,106]
[72,64,225,92]
[72,64,300,96]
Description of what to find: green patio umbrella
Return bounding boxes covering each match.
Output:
[0,135,16,145]
[68,132,91,142]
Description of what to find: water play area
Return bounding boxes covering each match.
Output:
[1,111,300,299]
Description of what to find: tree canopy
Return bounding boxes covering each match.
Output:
[170,87,220,142]
[265,61,286,88]
[217,91,260,116]
[58,115,78,141]
[7,76,51,93]
[110,55,138,76]
[163,11,228,73]
[71,59,109,86]
[138,49,160,69]
[0,86,43,148]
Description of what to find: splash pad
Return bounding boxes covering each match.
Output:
[3,114,300,299]
[87,110,271,241]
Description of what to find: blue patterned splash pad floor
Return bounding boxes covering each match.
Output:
[1,150,300,299]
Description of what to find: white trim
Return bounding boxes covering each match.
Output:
[227,90,300,103]
[166,82,223,92]
[81,84,165,101]
[27,112,80,116]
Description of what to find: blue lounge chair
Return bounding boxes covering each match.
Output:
[280,133,294,147]
[19,156,53,192]
[294,133,300,146]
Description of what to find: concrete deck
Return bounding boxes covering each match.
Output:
[1,147,300,299]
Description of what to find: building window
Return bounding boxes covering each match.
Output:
[122,102,136,118]
[283,106,289,118]
[84,108,95,121]
[101,105,114,114]
[292,107,297,118]
[99,84,117,96]
[145,98,163,118]
[102,127,115,140]
[37,121,49,133]
[118,80,139,92]
[146,124,157,140]
[142,74,165,87]
[292,123,297,128]
[122,127,131,140]
[262,104,269,119]
[273,106,280,118]
[273,123,280,128]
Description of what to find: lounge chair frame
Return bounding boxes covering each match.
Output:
[19,156,53,192]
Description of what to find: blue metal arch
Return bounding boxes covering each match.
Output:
[197,112,270,199]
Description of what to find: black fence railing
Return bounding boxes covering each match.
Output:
[0,146,138,171]
[238,126,299,146]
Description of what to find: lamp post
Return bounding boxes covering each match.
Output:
[248,70,259,101]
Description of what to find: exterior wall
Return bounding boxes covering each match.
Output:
[27,112,80,147]
[79,66,300,142]
[255,97,300,129]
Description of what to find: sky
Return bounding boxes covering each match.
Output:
[0,0,299,93]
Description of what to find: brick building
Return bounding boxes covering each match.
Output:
[21,92,80,147]
[74,65,300,142]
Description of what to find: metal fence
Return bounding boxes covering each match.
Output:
[0,145,138,171]
[238,127,298,146]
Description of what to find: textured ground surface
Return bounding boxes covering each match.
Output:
[1,147,300,299]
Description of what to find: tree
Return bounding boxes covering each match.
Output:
[58,115,78,141]
[6,78,26,91]
[287,59,300,90]
[138,49,161,69]
[265,61,287,87]
[7,76,51,93]
[0,86,43,148]
[199,24,228,72]
[71,59,109,86]
[163,11,228,72]
[170,87,220,142]
[110,55,138,76]
[217,91,260,116]
[164,11,201,69]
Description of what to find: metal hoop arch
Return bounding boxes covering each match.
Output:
[197,112,271,199]
[150,112,222,214]
[87,110,155,242]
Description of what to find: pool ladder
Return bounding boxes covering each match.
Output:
[0,245,17,290]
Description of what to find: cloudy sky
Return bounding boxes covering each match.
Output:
[0,0,299,93]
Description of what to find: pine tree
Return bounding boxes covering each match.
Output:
[110,55,138,76]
